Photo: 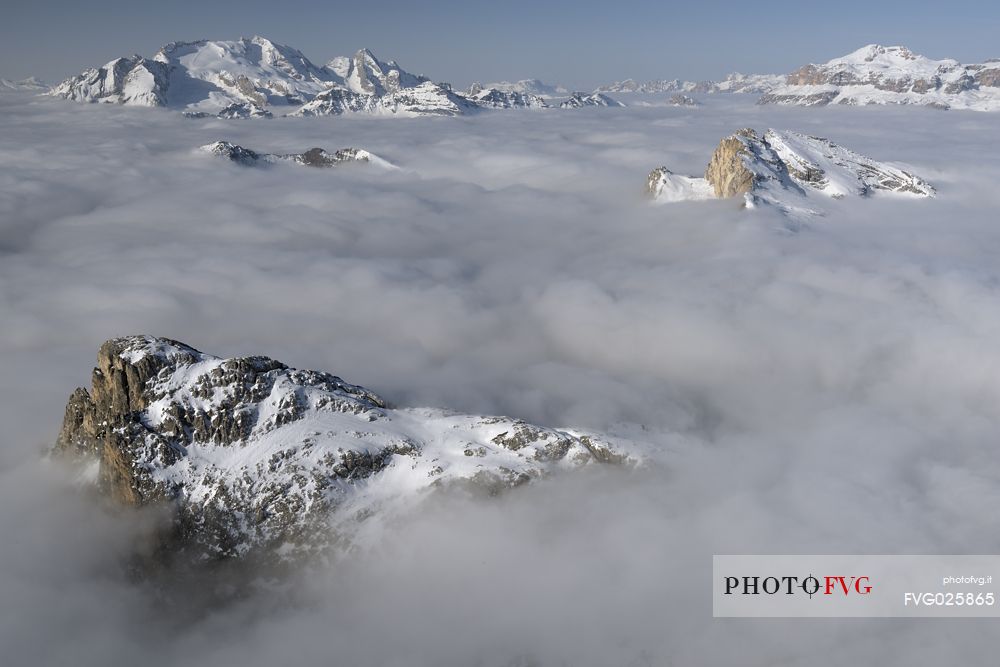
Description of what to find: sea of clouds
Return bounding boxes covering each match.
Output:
[2,91,1000,665]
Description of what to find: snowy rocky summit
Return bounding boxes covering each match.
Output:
[53,337,638,563]
[758,44,1000,111]
[50,36,333,109]
[648,129,933,218]
[200,141,396,170]
[559,92,626,108]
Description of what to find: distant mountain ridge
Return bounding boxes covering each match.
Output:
[598,44,1000,111]
[596,72,783,95]
[758,44,1000,110]
[0,77,49,92]
[48,36,623,117]
[472,78,568,96]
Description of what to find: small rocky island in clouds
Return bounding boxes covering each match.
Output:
[647,128,934,219]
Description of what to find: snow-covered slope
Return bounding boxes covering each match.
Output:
[0,76,49,92]
[50,37,331,110]
[54,337,640,563]
[648,128,933,219]
[759,45,1000,111]
[646,168,714,202]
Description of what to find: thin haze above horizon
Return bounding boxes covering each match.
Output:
[4,0,1000,88]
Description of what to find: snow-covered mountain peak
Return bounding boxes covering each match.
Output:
[760,44,999,110]
[822,44,959,77]
[334,47,428,96]
[54,336,640,564]
[559,92,625,108]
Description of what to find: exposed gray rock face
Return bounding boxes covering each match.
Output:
[54,337,638,564]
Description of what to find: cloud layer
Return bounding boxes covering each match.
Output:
[2,93,1000,665]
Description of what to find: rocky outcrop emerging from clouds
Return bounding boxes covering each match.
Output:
[758,44,1000,111]
[54,337,637,565]
[216,102,273,119]
[200,141,395,169]
[648,128,933,218]
[667,94,698,107]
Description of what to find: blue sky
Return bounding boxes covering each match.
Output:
[4,0,1000,87]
